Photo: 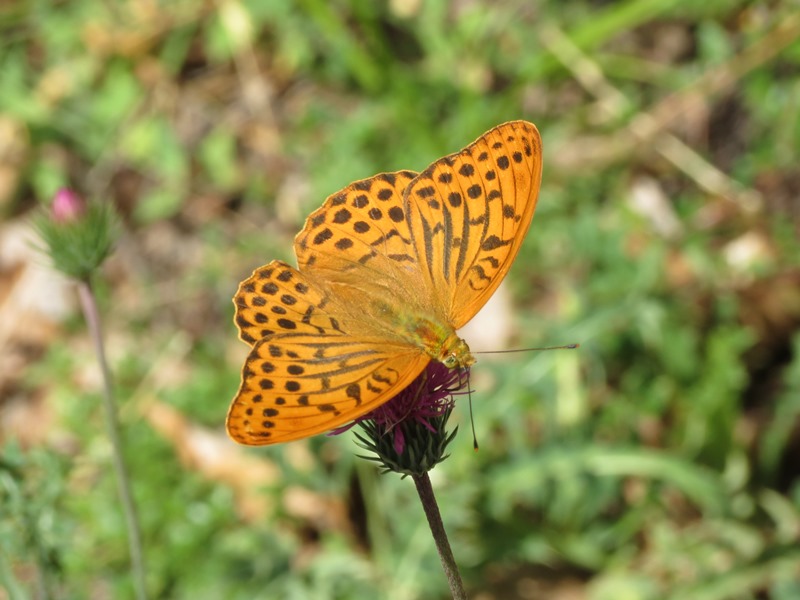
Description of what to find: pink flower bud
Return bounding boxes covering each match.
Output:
[52,188,86,223]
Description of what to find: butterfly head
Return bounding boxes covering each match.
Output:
[438,334,475,370]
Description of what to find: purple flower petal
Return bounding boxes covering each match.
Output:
[332,361,470,455]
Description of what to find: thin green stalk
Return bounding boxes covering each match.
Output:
[412,472,466,600]
[76,280,148,600]
[27,501,54,600]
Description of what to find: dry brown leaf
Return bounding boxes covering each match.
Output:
[144,400,279,522]
[0,220,76,442]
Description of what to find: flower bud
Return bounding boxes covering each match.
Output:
[34,190,118,280]
[52,188,86,223]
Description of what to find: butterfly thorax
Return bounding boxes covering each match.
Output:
[339,294,475,369]
[435,330,475,369]
[403,315,475,370]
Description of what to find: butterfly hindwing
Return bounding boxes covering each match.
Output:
[233,260,339,346]
[404,121,542,328]
[231,258,431,445]
[228,334,430,445]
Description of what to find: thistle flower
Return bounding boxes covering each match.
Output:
[333,361,470,477]
[334,360,471,597]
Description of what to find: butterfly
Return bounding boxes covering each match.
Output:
[227,120,543,445]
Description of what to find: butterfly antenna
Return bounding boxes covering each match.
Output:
[475,343,580,355]
[469,344,579,450]
[467,374,479,451]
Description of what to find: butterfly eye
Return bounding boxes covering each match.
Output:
[443,354,458,369]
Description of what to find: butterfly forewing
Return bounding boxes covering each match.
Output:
[404,121,542,328]
[294,170,420,277]
[228,334,429,445]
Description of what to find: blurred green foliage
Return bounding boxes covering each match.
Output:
[1,0,800,599]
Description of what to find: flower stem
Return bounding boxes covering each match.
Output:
[412,472,466,600]
[77,280,148,600]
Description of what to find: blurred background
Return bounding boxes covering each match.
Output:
[1,1,800,599]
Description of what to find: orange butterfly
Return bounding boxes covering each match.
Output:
[227,121,542,445]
